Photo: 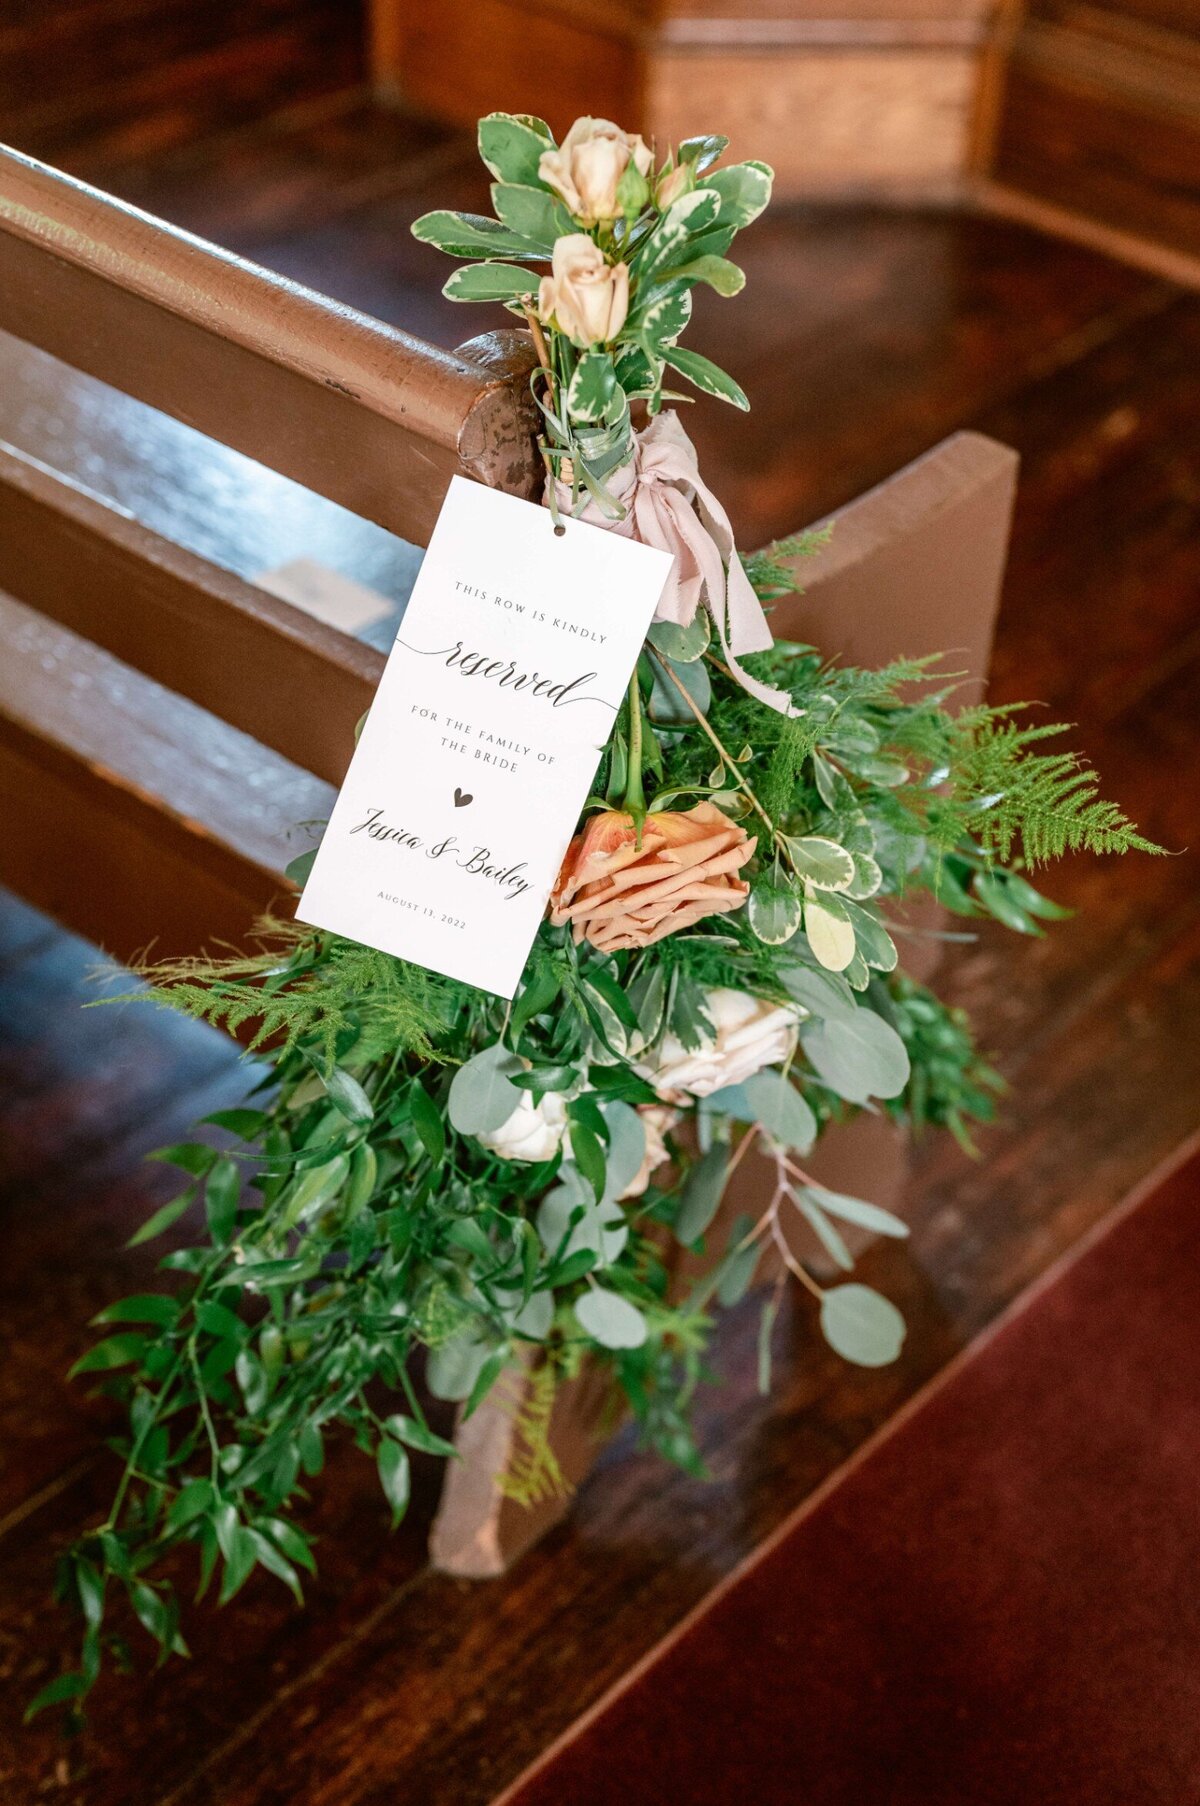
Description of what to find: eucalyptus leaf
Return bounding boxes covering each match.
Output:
[800,1007,910,1103]
[801,1183,909,1239]
[574,1287,647,1350]
[675,1144,728,1243]
[426,1332,495,1402]
[448,1044,523,1135]
[649,651,711,722]
[819,1283,906,1367]
[647,612,710,664]
[600,1099,647,1203]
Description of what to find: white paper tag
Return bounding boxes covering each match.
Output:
[297,476,673,997]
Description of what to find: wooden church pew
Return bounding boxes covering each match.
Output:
[0,142,1016,1574]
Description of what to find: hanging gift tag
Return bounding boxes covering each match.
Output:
[297,476,673,998]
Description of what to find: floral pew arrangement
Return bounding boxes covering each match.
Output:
[32,113,1158,1723]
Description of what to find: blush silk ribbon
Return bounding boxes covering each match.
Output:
[549,410,798,717]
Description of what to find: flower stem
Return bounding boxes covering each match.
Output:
[623,670,648,834]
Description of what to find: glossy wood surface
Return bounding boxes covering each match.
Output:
[0,92,1196,1806]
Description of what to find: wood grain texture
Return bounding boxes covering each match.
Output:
[372,0,999,201]
[991,1,1200,262]
[0,197,1195,1799]
[0,0,367,176]
[0,148,542,546]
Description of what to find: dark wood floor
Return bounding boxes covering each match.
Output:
[1,81,1198,1806]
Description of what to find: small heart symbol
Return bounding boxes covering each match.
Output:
[454,788,473,808]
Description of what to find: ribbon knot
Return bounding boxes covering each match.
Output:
[550,411,797,716]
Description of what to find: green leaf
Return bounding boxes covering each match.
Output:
[69,1332,147,1378]
[284,848,318,887]
[247,1530,303,1604]
[715,1219,760,1305]
[148,1142,216,1176]
[411,208,546,260]
[448,1044,523,1135]
[343,1141,379,1218]
[570,1121,607,1202]
[675,1144,728,1243]
[786,836,856,890]
[463,1351,507,1418]
[166,1478,216,1532]
[376,1438,411,1526]
[841,900,898,972]
[819,1283,906,1367]
[574,1287,648,1349]
[279,1152,350,1230]
[325,1065,374,1124]
[804,888,856,972]
[599,1099,647,1203]
[408,1078,445,1165]
[647,611,709,664]
[217,1524,259,1605]
[747,869,803,944]
[537,1176,628,1268]
[648,649,711,722]
[511,963,560,1038]
[24,1670,90,1721]
[491,182,575,248]
[205,1155,240,1246]
[636,189,721,281]
[298,1422,324,1476]
[426,1332,495,1402]
[383,1414,460,1460]
[659,254,744,296]
[567,350,619,422]
[741,1069,817,1152]
[801,1008,910,1103]
[203,1107,268,1139]
[443,262,539,304]
[637,286,692,350]
[678,134,729,172]
[795,1196,854,1271]
[478,112,552,186]
[699,160,774,228]
[90,1294,179,1329]
[800,1183,909,1239]
[196,1297,246,1342]
[663,346,748,411]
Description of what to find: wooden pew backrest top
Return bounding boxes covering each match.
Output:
[0,143,541,543]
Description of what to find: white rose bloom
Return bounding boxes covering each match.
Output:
[619,1104,679,1200]
[537,234,629,349]
[476,1088,568,1164]
[635,989,800,1103]
[539,117,653,224]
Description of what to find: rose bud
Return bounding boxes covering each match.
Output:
[656,162,695,210]
[539,117,654,225]
[549,802,755,953]
[537,234,630,348]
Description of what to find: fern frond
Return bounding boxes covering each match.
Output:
[947,713,1163,866]
[495,1361,571,1510]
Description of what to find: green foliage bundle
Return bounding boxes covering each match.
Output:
[32,112,1157,1725]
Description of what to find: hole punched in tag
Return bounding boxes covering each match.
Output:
[553,523,566,538]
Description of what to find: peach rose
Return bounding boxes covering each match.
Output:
[537,234,629,349]
[539,117,653,225]
[550,802,755,953]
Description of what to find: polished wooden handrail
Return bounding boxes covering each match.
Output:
[0,143,541,543]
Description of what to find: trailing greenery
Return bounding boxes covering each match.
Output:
[33,109,1157,1726]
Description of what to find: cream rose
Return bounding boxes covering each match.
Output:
[537,235,629,349]
[476,1088,568,1164]
[619,1105,679,1200]
[635,989,800,1103]
[539,117,653,225]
